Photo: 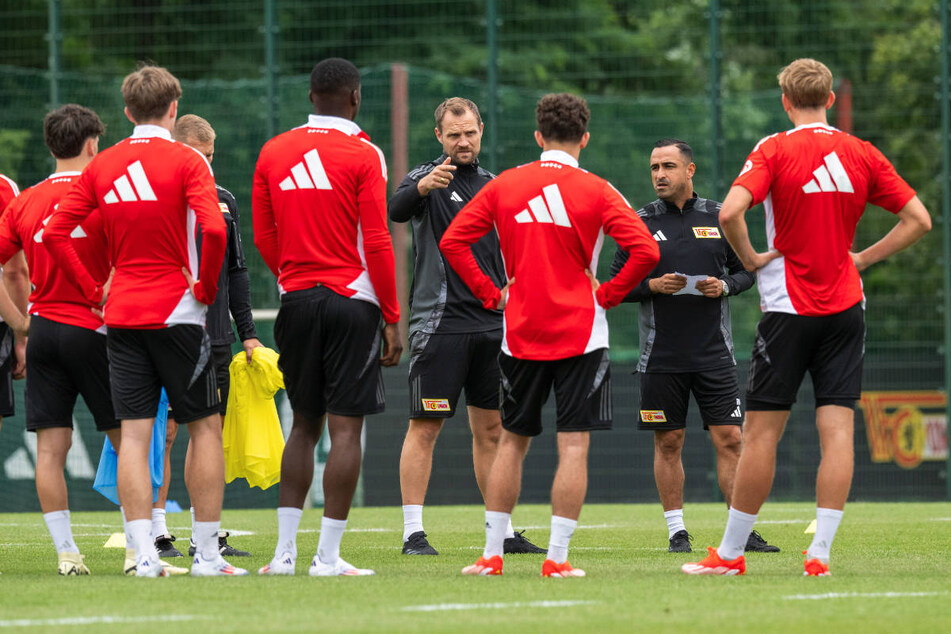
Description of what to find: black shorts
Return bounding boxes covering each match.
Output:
[213,344,233,416]
[25,316,118,432]
[274,286,384,418]
[170,343,233,420]
[107,325,220,425]
[637,367,742,431]
[747,303,865,411]
[498,348,612,437]
[408,330,501,418]
[0,322,14,418]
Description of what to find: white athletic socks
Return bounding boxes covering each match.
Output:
[547,515,577,564]
[664,509,686,539]
[806,507,844,562]
[193,521,220,561]
[128,518,156,563]
[402,504,424,542]
[402,505,515,542]
[151,508,168,540]
[483,511,510,559]
[43,510,78,554]
[717,507,757,561]
[316,516,347,564]
[275,507,303,559]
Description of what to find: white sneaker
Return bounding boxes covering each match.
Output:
[308,556,375,577]
[135,557,169,578]
[58,552,90,576]
[191,553,249,577]
[258,552,295,576]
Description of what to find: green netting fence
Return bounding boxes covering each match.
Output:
[0,0,948,511]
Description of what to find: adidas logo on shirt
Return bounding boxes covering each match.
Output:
[34,213,86,243]
[279,149,332,191]
[514,184,571,227]
[449,191,463,203]
[103,161,156,204]
[802,151,854,194]
[652,230,667,242]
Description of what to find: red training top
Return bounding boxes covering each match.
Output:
[441,150,659,361]
[733,123,915,316]
[45,125,226,328]
[252,115,399,324]
[0,174,19,213]
[0,172,109,332]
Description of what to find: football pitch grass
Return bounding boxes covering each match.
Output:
[0,502,948,633]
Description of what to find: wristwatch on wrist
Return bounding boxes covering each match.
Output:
[721,280,730,296]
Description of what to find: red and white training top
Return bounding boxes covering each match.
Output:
[0,172,109,332]
[0,174,19,213]
[441,150,659,361]
[45,125,226,329]
[253,115,399,324]
[734,123,915,316]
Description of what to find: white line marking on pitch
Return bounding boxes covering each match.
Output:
[757,519,811,524]
[783,592,949,601]
[0,615,210,628]
[929,517,951,521]
[402,600,598,612]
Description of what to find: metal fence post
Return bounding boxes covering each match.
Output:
[941,0,951,500]
[263,0,279,140]
[486,0,499,174]
[47,0,60,109]
[708,0,721,200]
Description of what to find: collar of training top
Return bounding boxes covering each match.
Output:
[307,114,363,137]
[661,192,700,213]
[131,124,172,140]
[539,149,578,168]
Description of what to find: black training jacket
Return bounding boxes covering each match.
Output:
[388,154,504,338]
[609,195,754,373]
[197,185,257,347]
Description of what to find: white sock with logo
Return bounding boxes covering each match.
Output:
[806,507,844,563]
[128,519,156,564]
[483,511,510,559]
[547,515,577,564]
[664,509,686,539]
[316,516,347,564]
[151,508,168,540]
[717,507,757,561]
[44,510,79,554]
[193,520,220,561]
[402,505,424,542]
[274,507,303,560]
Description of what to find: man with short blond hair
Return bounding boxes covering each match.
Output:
[145,114,260,561]
[46,64,247,578]
[389,97,544,556]
[682,58,931,577]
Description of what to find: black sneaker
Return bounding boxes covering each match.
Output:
[401,531,438,555]
[154,534,183,558]
[745,530,780,553]
[187,531,251,557]
[668,529,692,553]
[217,531,251,557]
[503,530,547,554]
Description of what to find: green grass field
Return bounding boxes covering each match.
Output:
[1,502,949,633]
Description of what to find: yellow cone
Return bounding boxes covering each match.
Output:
[104,532,127,548]
[804,519,817,534]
